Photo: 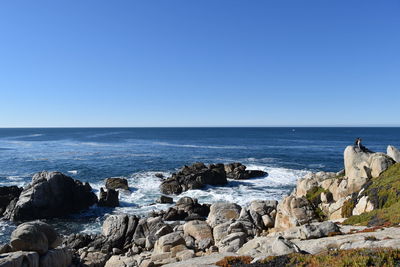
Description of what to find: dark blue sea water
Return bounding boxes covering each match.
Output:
[0,127,399,241]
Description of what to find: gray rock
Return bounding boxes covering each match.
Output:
[298,221,340,240]
[153,232,186,254]
[0,251,39,267]
[10,221,61,255]
[207,202,241,227]
[224,163,267,180]
[105,255,137,267]
[274,195,318,230]
[5,171,97,221]
[105,177,129,191]
[388,145,400,162]
[98,188,119,207]
[160,163,227,195]
[39,248,72,267]
[0,186,22,216]
[218,232,247,253]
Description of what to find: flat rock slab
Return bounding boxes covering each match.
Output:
[163,252,236,267]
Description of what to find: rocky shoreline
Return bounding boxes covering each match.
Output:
[1,145,400,266]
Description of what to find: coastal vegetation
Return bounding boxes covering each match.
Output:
[344,163,400,226]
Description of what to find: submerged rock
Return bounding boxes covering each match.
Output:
[5,171,98,221]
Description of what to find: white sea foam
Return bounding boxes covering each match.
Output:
[85,165,309,225]
[68,170,78,175]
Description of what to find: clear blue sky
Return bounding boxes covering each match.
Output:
[0,1,399,127]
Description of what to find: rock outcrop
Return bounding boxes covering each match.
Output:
[207,202,241,228]
[274,195,319,230]
[388,145,400,163]
[344,145,394,183]
[4,171,98,221]
[0,186,22,216]
[10,221,62,254]
[98,188,119,207]
[224,163,267,180]
[160,163,227,195]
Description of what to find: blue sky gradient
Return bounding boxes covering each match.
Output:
[0,1,399,127]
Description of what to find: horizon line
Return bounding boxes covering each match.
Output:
[1,125,400,129]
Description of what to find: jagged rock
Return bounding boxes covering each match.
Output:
[163,197,210,221]
[352,195,374,216]
[133,216,167,248]
[63,233,102,251]
[98,188,119,207]
[183,220,213,250]
[102,214,139,250]
[160,163,227,195]
[248,200,278,230]
[0,251,39,267]
[274,195,318,230]
[295,172,336,198]
[218,232,247,252]
[153,232,186,254]
[105,177,129,191]
[156,195,173,204]
[5,171,97,221]
[224,163,267,180]
[10,221,61,255]
[388,145,400,163]
[213,221,231,243]
[39,248,73,267]
[0,186,22,216]
[207,202,241,228]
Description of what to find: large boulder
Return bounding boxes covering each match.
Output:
[10,221,62,255]
[105,177,129,191]
[388,145,400,163]
[224,163,267,180]
[274,195,318,230]
[183,220,213,250]
[160,163,227,195]
[207,202,241,228]
[153,232,186,254]
[248,200,278,230]
[0,186,22,216]
[344,146,394,185]
[5,171,98,221]
[102,214,139,250]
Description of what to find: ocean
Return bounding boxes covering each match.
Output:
[0,127,399,242]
